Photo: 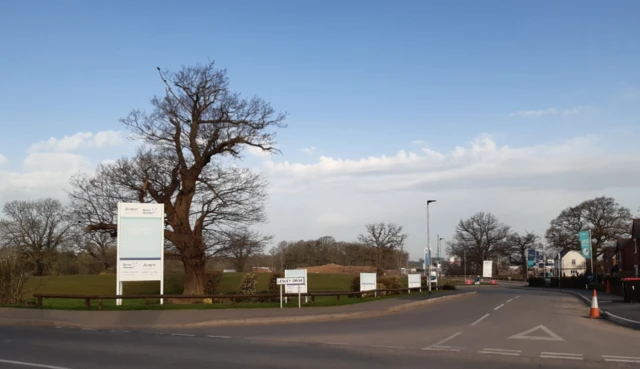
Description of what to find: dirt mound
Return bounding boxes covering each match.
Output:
[301,263,377,274]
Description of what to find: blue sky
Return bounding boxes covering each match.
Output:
[1,1,639,257]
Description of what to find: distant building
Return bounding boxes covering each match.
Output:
[555,250,587,277]
[252,266,272,273]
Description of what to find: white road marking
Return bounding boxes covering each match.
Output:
[494,304,504,311]
[471,313,490,326]
[206,335,231,339]
[0,358,72,369]
[515,296,520,299]
[171,333,195,337]
[540,355,582,360]
[430,332,462,347]
[603,355,640,363]
[506,299,513,303]
[483,348,521,353]
[508,325,564,341]
[479,350,519,356]
[541,352,582,356]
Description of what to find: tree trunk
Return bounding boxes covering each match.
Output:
[181,246,206,295]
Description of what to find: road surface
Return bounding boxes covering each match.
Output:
[0,287,638,368]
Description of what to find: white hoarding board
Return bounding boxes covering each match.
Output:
[117,203,164,305]
[284,269,307,293]
[408,274,421,289]
[360,273,377,292]
[482,260,493,278]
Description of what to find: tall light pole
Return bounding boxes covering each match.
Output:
[427,200,436,293]
[438,236,444,278]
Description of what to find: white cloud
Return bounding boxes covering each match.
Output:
[301,146,317,155]
[508,107,583,118]
[0,154,7,166]
[0,153,93,205]
[28,130,124,153]
[258,135,640,258]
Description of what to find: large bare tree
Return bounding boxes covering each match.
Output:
[0,198,72,276]
[545,196,632,257]
[68,62,286,294]
[446,212,510,275]
[357,223,407,273]
[505,231,540,281]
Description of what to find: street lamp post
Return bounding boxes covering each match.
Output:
[437,236,444,279]
[427,200,436,294]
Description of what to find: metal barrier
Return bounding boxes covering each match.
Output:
[33,286,441,309]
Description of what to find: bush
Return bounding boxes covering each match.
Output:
[240,273,258,295]
[268,272,282,295]
[379,276,401,290]
[0,247,32,304]
[375,283,387,296]
[350,275,361,292]
[442,284,457,290]
[204,271,222,294]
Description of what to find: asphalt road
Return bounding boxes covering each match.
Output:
[0,287,638,369]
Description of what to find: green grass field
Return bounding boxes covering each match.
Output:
[24,272,354,297]
[10,272,456,310]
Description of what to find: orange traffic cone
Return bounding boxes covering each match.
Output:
[590,289,600,318]
[606,280,611,294]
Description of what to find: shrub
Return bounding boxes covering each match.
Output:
[379,276,401,290]
[240,273,258,295]
[268,272,282,295]
[350,275,361,292]
[0,247,32,304]
[442,284,457,290]
[375,283,387,296]
[204,271,222,294]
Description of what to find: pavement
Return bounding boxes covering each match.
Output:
[0,286,638,368]
[0,289,473,328]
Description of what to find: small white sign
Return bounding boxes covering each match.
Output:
[408,274,421,289]
[482,260,493,278]
[360,273,377,292]
[276,277,305,285]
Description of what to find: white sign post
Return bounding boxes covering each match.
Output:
[276,277,305,308]
[360,273,377,297]
[482,260,493,279]
[116,203,165,306]
[408,273,421,293]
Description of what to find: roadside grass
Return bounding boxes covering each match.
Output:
[4,273,460,310]
[22,272,355,299]
[4,289,448,310]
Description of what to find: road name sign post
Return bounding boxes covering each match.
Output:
[276,277,305,309]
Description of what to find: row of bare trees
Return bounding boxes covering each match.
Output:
[272,223,409,273]
[446,196,634,280]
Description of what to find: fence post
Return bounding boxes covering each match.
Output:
[37,296,42,307]
[311,295,315,303]
[145,298,149,307]
[85,298,91,309]
[337,294,340,301]
[98,299,103,310]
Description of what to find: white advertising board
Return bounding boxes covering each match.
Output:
[408,274,421,289]
[360,273,377,292]
[116,203,165,305]
[284,269,307,293]
[482,260,493,278]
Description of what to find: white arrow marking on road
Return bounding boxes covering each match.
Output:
[508,325,565,341]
